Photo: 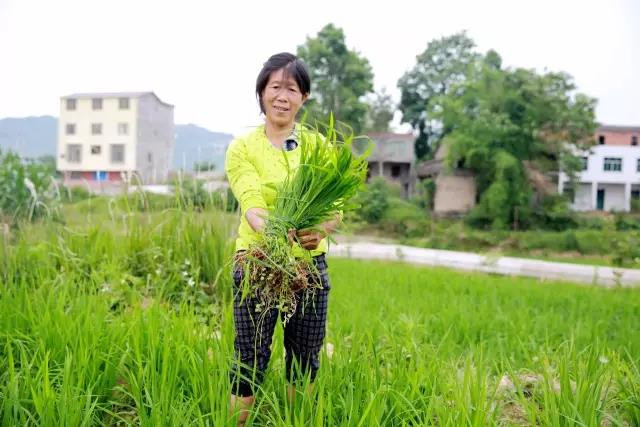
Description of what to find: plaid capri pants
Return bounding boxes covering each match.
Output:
[229,253,331,397]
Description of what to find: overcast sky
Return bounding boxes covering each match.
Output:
[1,0,638,136]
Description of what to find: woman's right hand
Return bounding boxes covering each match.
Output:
[245,208,267,233]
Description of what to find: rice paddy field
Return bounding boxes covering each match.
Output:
[1,201,640,426]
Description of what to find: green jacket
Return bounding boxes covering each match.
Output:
[224,124,328,256]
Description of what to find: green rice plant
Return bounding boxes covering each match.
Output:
[237,118,369,322]
[506,343,612,426]
[3,195,640,425]
[616,351,640,423]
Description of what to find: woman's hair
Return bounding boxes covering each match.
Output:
[256,52,311,114]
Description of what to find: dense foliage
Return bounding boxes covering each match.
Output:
[398,32,597,229]
[297,24,374,134]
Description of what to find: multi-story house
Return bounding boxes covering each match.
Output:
[366,132,416,198]
[57,92,174,187]
[558,125,640,212]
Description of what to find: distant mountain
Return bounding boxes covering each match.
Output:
[0,116,233,171]
[173,123,232,171]
[0,116,57,159]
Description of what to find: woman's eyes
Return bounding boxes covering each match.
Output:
[268,85,299,94]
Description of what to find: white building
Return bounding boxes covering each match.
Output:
[57,92,174,186]
[559,125,640,212]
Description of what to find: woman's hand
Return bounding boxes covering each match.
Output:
[293,213,342,250]
[295,228,326,250]
[245,207,267,233]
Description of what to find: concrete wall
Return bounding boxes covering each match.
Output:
[572,183,592,211]
[136,94,174,183]
[57,97,138,172]
[601,183,626,211]
[433,174,476,215]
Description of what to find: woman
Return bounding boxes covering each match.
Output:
[225,52,340,425]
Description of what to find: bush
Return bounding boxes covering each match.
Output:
[411,178,435,211]
[529,194,578,231]
[354,177,391,223]
[0,149,60,224]
[515,230,579,253]
[209,187,238,213]
[467,193,578,232]
[575,215,607,230]
[574,230,612,254]
[614,214,640,231]
[171,177,209,209]
[60,185,93,203]
[379,197,429,238]
[610,230,640,267]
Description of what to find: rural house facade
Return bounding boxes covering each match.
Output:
[57,92,174,188]
[366,132,416,198]
[558,125,640,212]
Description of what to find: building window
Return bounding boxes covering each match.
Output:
[92,98,103,110]
[391,164,401,178]
[65,123,76,135]
[118,122,129,135]
[633,136,638,146]
[67,144,82,163]
[637,158,640,172]
[70,171,83,179]
[603,157,622,172]
[91,145,101,155]
[580,156,588,171]
[119,97,129,109]
[598,135,605,145]
[147,152,153,163]
[110,144,125,164]
[91,123,102,135]
[66,99,76,110]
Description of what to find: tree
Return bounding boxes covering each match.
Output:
[297,24,374,134]
[397,31,479,159]
[364,88,395,132]
[435,51,597,229]
[193,161,216,172]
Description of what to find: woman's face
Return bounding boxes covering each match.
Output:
[262,68,308,127]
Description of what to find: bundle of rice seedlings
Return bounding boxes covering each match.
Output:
[235,119,369,322]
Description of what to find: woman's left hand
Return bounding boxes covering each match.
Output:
[293,214,342,250]
[295,228,326,250]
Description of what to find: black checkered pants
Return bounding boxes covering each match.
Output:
[229,253,331,397]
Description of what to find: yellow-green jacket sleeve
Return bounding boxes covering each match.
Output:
[225,137,267,212]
